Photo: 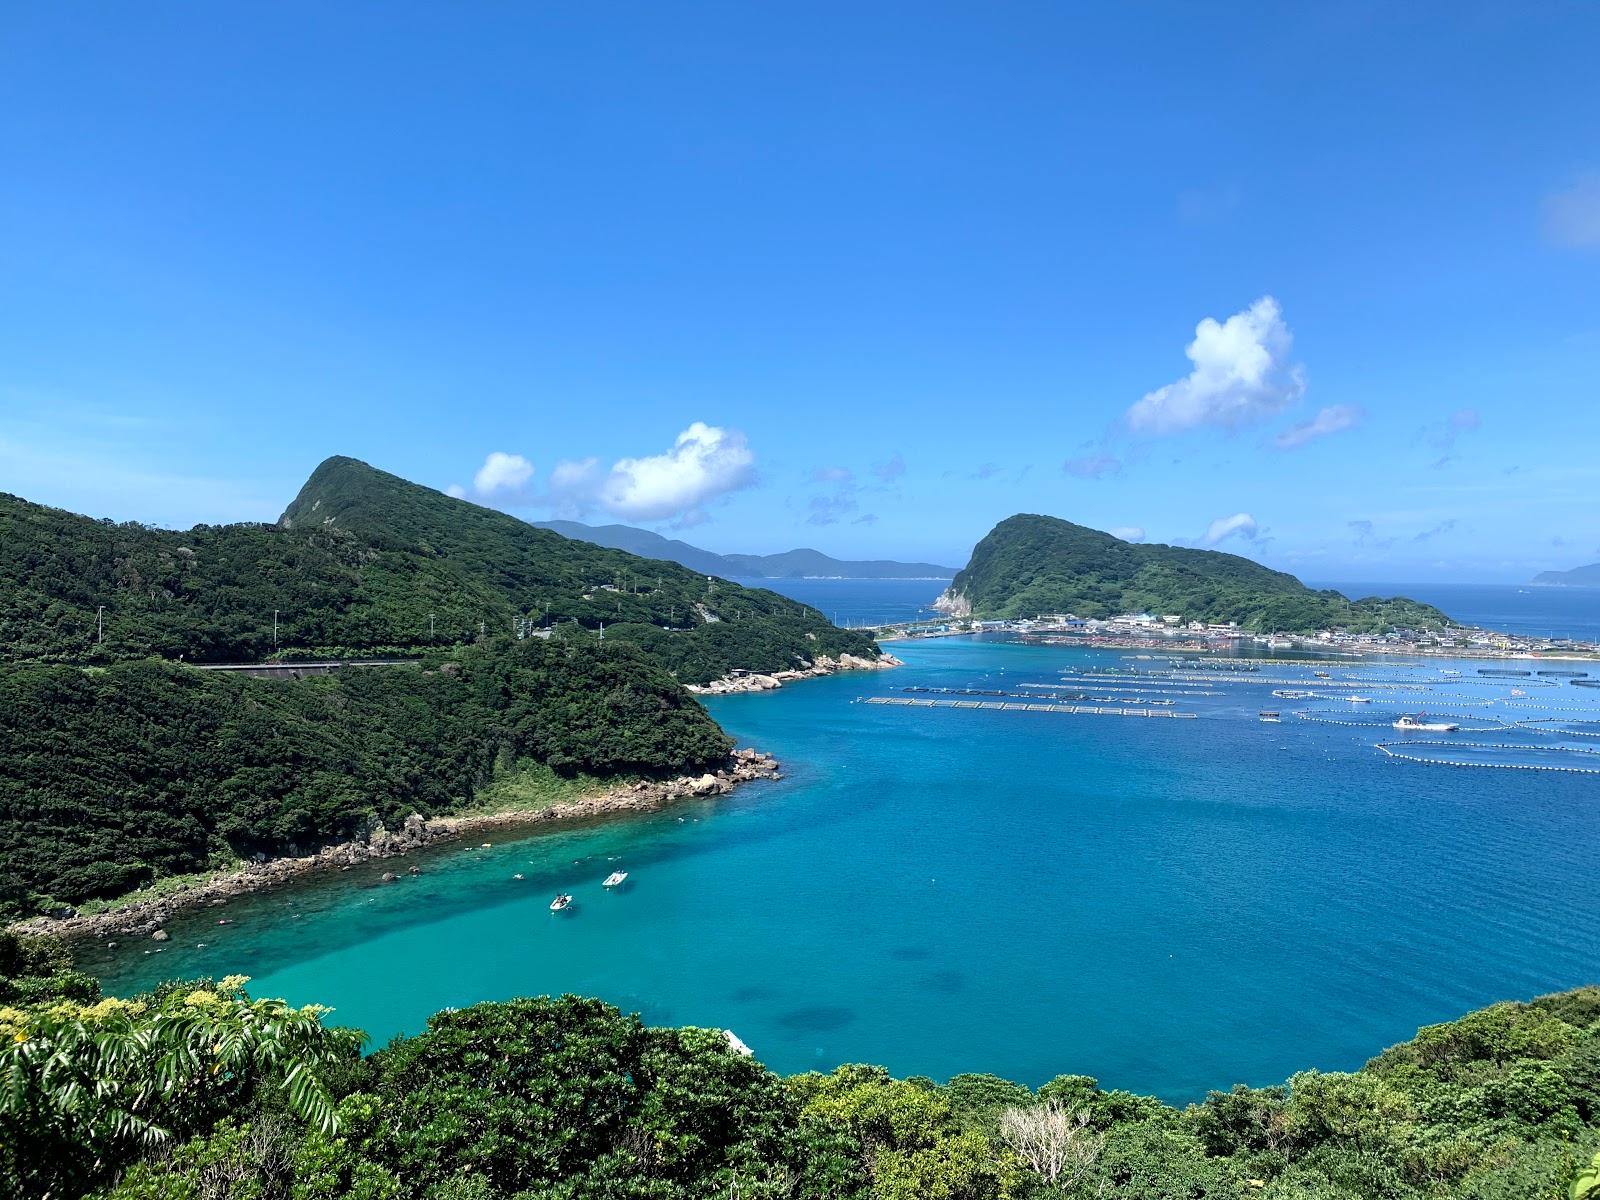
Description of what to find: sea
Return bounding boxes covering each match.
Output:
[91,580,1600,1102]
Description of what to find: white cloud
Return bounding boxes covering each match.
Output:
[1201,512,1260,546]
[1543,172,1600,249]
[598,422,754,521]
[1273,404,1362,450]
[473,451,535,498]
[445,483,468,499]
[1109,526,1146,543]
[1127,296,1306,435]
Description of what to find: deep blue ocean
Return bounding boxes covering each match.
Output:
[94,588,1600,1101]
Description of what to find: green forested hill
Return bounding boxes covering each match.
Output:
[0,637,733,915]
[945,514,1450,632]
[0,456,877,683]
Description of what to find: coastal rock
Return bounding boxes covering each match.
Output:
[380,871,397,882]
[13,745,785,943]
[686,652,900,696]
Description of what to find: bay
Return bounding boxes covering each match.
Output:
[92,636,1600,1102]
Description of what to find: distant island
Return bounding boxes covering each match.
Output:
[1533,561,1600,587]
[534,519,958,579]
[938,513,1450,633]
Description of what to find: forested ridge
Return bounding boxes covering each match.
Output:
[0,637,733,917]
[946,515,1451,633]
[0,455,878,684]
[2,939,1597,1200]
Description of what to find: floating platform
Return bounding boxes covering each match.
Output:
[864,696,1196,719]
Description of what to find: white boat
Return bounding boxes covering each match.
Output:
[1343,695,1373,703]
[603,871,628,888]
[1266,639,1293,650]
[1259,711,1281,723]
[549,893,573,913]
[1394,714,1459,732]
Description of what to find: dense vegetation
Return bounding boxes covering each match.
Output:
[0,455,878,684]
[0,636,732,917]
[945,515,1451,632]
[2,938,1596,1199]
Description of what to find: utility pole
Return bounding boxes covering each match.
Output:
[273,609,278,649]
[429,612,436,639]
[97,605,104,644]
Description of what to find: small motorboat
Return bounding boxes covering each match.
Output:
[549,894,573,913]
[1343,695,1373,704]
[603,871,629,888]
[1314,671,1331,679]
[1259,711,1281,723]
[1394,714,1459,732]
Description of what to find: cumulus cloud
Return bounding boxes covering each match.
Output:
[1126,296,1306,435]
[595,422,755,522]
[1109,526,1146,543]
[1543,172,1600,249]
[445,483,468,499]
[1063,450,1121,479]
[1201,512,1261,547]
[473,451,535,498]
[465,423,756,525]
[810,465,853,484]
[1273,404,1362,450]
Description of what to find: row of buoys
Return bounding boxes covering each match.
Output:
[1375,740,1600,775]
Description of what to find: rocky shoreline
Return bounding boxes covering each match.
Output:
[13,748,781,943]
[686,651,903,696]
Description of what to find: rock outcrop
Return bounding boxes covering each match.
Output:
[16,749,783,941]
[687,652,902,696]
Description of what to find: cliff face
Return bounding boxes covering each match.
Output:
[932,588,971,617]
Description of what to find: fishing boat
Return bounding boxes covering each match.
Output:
[603,871,628,888]
[1314,671,1331,679]
[1259,710,1281,723]
[1343,695,1373,704]
[549,894,573,913]
[1394,714,1459,732]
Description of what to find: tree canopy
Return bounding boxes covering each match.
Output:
[0,636,732,916]
[945,514,1450,633]
[2,939,1596,1200]
[0,455,878,684]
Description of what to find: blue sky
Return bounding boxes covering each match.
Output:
[2,3,1597,582]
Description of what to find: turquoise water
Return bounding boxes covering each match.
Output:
[92,638,1600,1101]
